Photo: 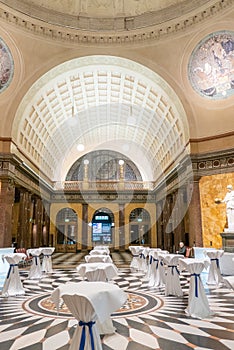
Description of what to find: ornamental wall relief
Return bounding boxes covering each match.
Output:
[0,37,14,93]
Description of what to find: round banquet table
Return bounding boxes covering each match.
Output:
[1,253,26,297]
[51,281,127,350]
[179,258,214,319]
[162,253,184,297]
[40,247,55,273]
[27,248,42,279]
[148,250,168,287]
[85,254,113,263]
[76,262,118,282]
[128,246,144,270]
[204,249,224,285]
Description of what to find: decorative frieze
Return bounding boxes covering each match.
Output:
[192,153,234,175]
[0,0,232,46]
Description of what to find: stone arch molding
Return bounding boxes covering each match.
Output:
[12,55,190,184]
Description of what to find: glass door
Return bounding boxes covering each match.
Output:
[56,208,77,252]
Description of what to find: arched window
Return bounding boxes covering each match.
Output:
[129,208,151,245]
[56,208,77,252]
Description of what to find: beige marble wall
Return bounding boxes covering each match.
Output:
[200,173,234,248]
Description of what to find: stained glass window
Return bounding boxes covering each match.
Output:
[188,31,234,99]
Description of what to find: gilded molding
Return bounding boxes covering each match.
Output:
[0,0,233,45]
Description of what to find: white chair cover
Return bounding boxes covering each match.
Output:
[85,255,113,264]
[163,254,184,296]
[204,249,224,285]
[128,246,143,270]
[1,253,26,297]
[179,258,214,318]
[77,263,118,282]
[27,248,43,279]
[40,247,55,273]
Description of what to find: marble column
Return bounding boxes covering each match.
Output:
[82,203,88,249]
[0,179,15,247]
[187,179,203,247]
[119,203,125,251]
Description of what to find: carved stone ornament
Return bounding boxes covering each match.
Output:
[0,37,14,93]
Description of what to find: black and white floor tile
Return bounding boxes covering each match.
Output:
[0,254,234,350]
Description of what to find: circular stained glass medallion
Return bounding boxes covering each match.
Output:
[0,37,14,93]
[188,31,234,99]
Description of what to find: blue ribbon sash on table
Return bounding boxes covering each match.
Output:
[190,273,200,297]
[168,265,180,275]
[211,258,220,269]
[79,320,96,350]
[7,264,18,279]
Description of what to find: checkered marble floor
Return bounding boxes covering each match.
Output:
[0,257,234,350]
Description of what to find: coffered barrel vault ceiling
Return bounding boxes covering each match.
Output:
[11,56,190,183]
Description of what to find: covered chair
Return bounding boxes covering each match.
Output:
[62,294,101,350]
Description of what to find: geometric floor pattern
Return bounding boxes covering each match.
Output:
[0,253,234,350]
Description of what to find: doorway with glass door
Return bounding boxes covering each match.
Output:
[56,208,78,252]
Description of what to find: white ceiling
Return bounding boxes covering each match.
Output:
[12,55,190,183]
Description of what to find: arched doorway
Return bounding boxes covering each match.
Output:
[129,208,151,245]
[91,209,114,246]
[56,208,78,252]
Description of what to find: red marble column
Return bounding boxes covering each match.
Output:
[187,179,203,247]
[0,180,15,247]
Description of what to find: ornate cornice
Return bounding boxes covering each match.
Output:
[191,149,234,177]
[0,0,233,46]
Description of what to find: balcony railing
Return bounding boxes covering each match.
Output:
[53,180,155,191]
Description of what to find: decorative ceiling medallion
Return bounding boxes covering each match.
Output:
[0,37,14,93]
[188,31,234,99]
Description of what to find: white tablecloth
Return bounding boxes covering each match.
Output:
[193,247,215,259]
[40,247,55,273]
[89,249,108,256]
[0,247,15,290]
[179,258,213,319]
[27,248,42,279]
[162,254,184,296]
[128,246,143,270]
[1,253,26,297]
[76,263,118,281]
[85,255,113,264]
[204,249,224,285]
[148,250,168,287]
[93,246,110,255]
[219,252,234,275]
[51,281,127,350]
[138,247,149,273]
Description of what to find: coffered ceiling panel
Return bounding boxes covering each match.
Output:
[12,55,190,183]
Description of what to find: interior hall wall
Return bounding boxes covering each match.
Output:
[199,172,234,248]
